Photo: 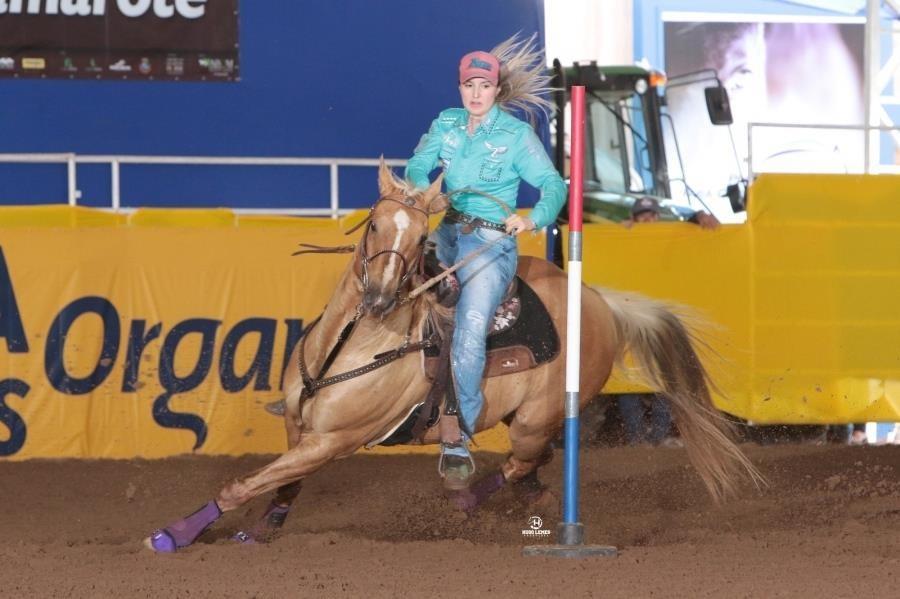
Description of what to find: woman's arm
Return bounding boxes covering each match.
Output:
[513,127,567,229]
[405,117,444,189]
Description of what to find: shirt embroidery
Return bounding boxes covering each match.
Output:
[485,141,508,159]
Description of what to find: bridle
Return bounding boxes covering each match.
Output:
[352,196,431,303]
[291,194,437,400]
[294,194,434,305]
[289,186,511,402]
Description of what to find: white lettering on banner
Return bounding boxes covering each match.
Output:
[0,0,205,16]
[151,0,171,17]
[117,0,206,18]
[174,0,204,19]
[115,0,149,17]
[61,0,92,16]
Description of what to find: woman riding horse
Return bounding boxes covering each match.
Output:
[405,36,566,490]
[144,40,762,554]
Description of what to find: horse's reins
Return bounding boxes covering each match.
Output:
[291,187,516,399]
[407,187,515,299]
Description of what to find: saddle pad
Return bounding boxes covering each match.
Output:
[423,276,560,380]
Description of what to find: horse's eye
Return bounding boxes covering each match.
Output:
[370,221,377,233]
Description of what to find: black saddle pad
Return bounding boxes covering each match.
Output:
[424,276,559,365]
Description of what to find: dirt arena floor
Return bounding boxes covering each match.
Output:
[1,443,898,598]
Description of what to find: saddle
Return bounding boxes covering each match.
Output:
[422,276,559,379]
[369,267,560,448]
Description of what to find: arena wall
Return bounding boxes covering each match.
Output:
[2,174,898,459]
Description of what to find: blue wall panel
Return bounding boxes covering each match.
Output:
[0,1,545,209]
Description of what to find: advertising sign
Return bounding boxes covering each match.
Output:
[0,0,239,81]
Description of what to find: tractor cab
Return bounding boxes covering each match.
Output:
[550,61,744,224]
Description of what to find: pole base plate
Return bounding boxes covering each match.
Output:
[523,522,617,558]
[522,544,618,558]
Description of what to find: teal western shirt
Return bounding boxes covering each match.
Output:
[405,104,567,229]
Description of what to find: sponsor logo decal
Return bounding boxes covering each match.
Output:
[165,56,185,76]
[109,59,131,72]
[22,57,46,70]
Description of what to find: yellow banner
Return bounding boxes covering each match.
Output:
[0,207,544,459]
[3,174,899,460]
[581,173,900,424]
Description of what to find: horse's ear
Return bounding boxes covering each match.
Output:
[425,172,448,214]
[378,155,400,196]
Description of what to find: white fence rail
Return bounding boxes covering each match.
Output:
[0,154,409,217]
[747,122,900,179]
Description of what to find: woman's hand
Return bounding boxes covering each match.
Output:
[504,214,535,236]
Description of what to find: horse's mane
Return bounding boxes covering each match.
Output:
[492,33,555,127]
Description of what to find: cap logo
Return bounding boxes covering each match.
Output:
[469,57,493,71]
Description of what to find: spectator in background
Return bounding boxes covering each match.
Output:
[618,393,678,447]
[849,423,867,445]
[625,195,720,229]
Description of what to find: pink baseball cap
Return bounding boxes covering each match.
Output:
[458,51,500,85]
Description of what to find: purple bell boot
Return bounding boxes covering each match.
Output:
[233,501,291,544]
[147,500,222,553]
[450,471,506,512]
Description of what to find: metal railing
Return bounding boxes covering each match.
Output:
[0,153,409,217]
[747,122,900,180]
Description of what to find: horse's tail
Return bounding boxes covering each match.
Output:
[596,287,765,503]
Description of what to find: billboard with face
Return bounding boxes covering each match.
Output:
[663,16,864,221]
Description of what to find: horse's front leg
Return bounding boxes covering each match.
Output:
[145,432,352,553]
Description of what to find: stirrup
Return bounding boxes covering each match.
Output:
[438,442,476,491]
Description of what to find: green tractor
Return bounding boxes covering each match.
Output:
[549,61,745,225]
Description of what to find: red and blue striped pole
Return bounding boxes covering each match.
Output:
[524,85,616,558]
[560,84,586,545]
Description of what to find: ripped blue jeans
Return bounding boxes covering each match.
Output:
[431,220,518,444]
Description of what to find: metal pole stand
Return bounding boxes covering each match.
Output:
[523,84,617,559]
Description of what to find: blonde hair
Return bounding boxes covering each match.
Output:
[490,33,555,126]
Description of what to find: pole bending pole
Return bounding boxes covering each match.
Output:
[561,83,586,539]
[524,85,617,558]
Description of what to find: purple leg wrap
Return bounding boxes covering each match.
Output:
[148,500,222,553]
[450,471,506,512]
[234,501,291,545]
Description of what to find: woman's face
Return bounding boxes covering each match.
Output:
[459,77,498,119]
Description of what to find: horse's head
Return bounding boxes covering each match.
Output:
[353,159,447,317]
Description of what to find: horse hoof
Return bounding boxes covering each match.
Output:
[448,489,479,513]
[144,529,177,553]
[232,531,257,545]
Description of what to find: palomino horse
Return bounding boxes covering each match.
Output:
[145,161,761,552]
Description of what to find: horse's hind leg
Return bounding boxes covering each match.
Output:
[450,409,556,512]
[233,480,303,544]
